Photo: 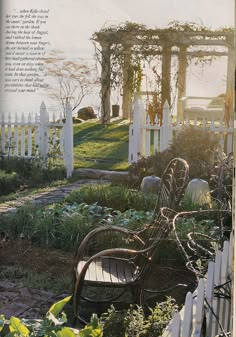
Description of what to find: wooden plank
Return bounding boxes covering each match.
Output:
[88,259,97,282]
[227,234,233,332]
[101,257,112,283]
[28,127,32,158]
[162,312,181,337]
[77,260,85,275]
[205,262,215,337]
[223,238,232,332]
[192,279,205,337]
[182,292,193,337]
[211,250,222,337]
[94,258,104,282]
[114,259,127,283]
[228,233,233,278]
[123,262,134,282]
[219,241,229,332]
[109,258,120,283]
[14,124,18,156]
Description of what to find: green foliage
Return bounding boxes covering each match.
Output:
[0,157,66,194]
[79,315,103,337]
[0,296,177,336]
[0,199,152,252]
[48,296,72,317]
[128,127,218,188]
[144,297,178,336]
[101,298,178,337]
[65,184,156,212]
[0,170,21,195]
[0,296,76,337]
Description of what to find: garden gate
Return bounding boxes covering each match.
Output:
[129,95,233,163]
[0,102,74,177]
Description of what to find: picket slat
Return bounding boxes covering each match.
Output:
[191,279,205,337]
[219,241,229,332]
[211,251,222,337]
[163,312,181,337]
[161,236,232,337]
[182,292,193,337]
[205,262,215,337]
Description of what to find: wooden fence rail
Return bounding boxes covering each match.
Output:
[0,102,74,177]
[162,233,233,337]
[129,96,233,163]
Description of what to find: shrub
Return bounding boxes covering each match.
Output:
[65,184,157,212]
[101,298,178,337]
[128,127,218,188]
[0,157,66,191]
[0,170,21,195]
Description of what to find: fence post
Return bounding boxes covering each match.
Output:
[39,101,49,158]
[1,113,5,155]
[128,94,145,163]
[64,103,74,177]
[160,101,172,152]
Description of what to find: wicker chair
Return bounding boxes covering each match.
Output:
[72,158,189,323]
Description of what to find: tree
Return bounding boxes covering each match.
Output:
[43,51,99,116]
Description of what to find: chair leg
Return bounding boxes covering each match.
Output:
[130,285,144,308]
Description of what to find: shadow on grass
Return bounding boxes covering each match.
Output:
[73,121,130,170]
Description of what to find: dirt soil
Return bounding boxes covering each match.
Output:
[0,239,197,320]
[0,239,75,275]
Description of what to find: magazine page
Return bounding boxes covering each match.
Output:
[0,0,52,114]
[0,0,235,336]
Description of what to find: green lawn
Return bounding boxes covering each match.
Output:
[73,119,130,170]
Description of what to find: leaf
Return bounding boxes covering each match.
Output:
[56,327,77,337]
[9,317,30,336]
[89,314,100,329]
[0,315,5,332]
[48,296,72,317]
[79,327,103,337]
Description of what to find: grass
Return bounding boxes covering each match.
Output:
[73,120,130,170]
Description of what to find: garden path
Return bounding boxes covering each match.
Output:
[0,280,69,319]
[0,169,128,214]
[0,179,101,214]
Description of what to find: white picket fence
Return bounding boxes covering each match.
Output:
[0,102,74,177]
[162,233,233,337]
[129,96,233,163]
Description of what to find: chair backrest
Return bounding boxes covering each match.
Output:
[133,207,176,278]
[154,157,189,214]
[133,158,189,277]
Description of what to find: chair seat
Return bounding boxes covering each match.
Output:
[76,257,137,285]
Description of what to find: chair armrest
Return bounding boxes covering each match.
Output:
[75,225,144,265]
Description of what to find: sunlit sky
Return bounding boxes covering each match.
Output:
[0,0,234,117]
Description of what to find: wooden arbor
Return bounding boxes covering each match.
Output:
[92,25,234,124]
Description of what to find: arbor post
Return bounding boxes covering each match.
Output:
[100,42,111,124]
[177,46,187,121]
[122,48,132,119]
